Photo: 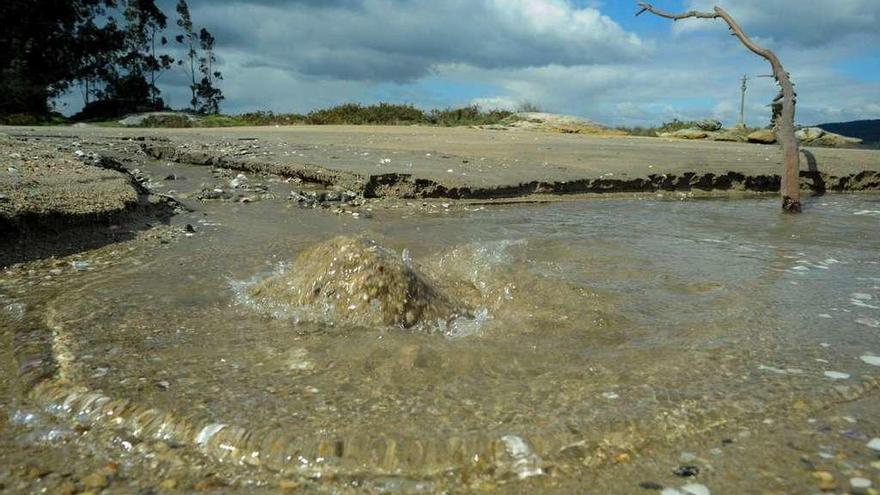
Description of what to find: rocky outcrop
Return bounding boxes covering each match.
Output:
[479,112,627,136]
[671,129,709,140]
[795,127,825,142]
[661,124,863,148]
[249,236,471,328]
[747,129,777,144]
[796,127,863,147]
[696,119,723,131]
[118,111,201,127]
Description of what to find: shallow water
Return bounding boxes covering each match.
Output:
[3,193,880,490]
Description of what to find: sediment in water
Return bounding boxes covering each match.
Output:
[248,236,471,328]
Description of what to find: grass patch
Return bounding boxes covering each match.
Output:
[0,113,69,126]
[6,103,521,129]
[118,103,517,128]
[306,103,425,125]
[427,105,513,127]
[138,114,194,128]
[616,119,708,137]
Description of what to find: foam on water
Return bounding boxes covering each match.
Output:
[228,240,532,336]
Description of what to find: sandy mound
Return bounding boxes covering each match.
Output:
[249,236,470,328]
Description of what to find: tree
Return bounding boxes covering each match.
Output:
[175,0,199,111]
[176,0,223,114]
[195,28,224,114]
[0,0,120,115]
[73,16,125,107]
[113,0,171,109]
[636,3,802,213]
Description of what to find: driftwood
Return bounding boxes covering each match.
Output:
[637,3,802,213]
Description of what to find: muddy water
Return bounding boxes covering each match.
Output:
[3,192,880,492]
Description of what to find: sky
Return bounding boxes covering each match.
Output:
[59,0,880,127]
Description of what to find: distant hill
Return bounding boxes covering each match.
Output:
[816,119,880,144]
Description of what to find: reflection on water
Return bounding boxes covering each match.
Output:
[2,195,880,489]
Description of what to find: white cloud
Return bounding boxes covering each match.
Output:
[470,96,521,111]
[193,0,646,82]
[682,0,880,46]
[57,0,879,127]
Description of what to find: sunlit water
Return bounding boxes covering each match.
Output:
[3,194,880,489]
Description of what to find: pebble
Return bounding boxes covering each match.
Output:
[868,438,880,451]
[851,477,872,493]
[812,471,836,491]
[639,481,664,490]
[194,478,227,490]
[824,371,851,380]
[279,479,301,491]
[82,472,109,489]
[673,465,700,478]
[861,355,880,367]
[662,487,711,495]
[25,465,50,480]
[681,484,711,495]
[160,478,179,489]
[71,261,91,271]
[58,480,77,495]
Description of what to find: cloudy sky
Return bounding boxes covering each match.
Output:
[64,0,880,127]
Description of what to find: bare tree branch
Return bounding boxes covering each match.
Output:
[636,2,802,213]
[635,3,718,20]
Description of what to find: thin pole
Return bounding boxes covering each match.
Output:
[740,74,748,125]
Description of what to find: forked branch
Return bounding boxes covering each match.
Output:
[636,2,802,213]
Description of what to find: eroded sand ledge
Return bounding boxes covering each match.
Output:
[0,134,178,266]
[136,127,880,199]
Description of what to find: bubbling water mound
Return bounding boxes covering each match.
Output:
[249,236,471,328]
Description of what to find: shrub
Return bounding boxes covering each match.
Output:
[0,112,69,126]
[306,103,426,125]
[618,119,707,137]
[427,105,513,126]
[516,102,542,113]
[138,114,194,128]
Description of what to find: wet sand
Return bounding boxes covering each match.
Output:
[4,125,879,200]
[1,127,879,494]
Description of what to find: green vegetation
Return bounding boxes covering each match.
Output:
[1,0,221,122]
[138,114,195,128]
[427,106,514,126]
[306,103,423,125]
[616,119,708,137]
[0,113,69,126]
[118,103,516,128]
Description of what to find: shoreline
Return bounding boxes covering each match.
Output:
[2,125,879,265]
